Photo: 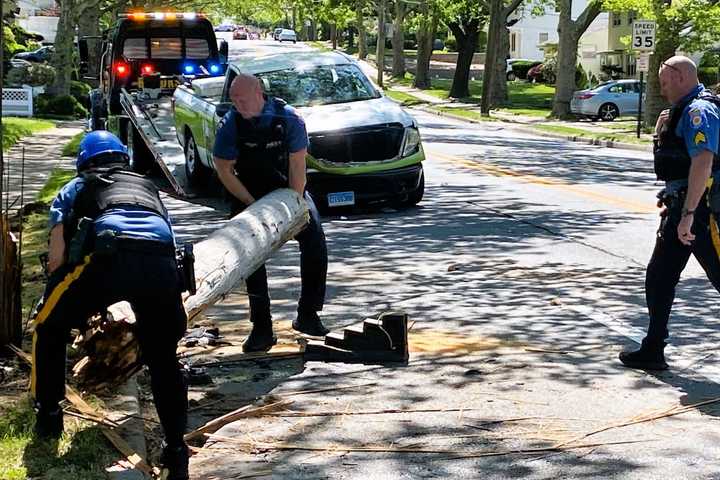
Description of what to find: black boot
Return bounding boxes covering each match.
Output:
[293,311,330,337]
[160,443,189,480]
[619,340,668,370]
[34,405,63,439]
[242,319,277,353]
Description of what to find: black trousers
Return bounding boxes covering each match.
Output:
[645,197,720,346]
[245,192,328,323]
[31,249,188,446]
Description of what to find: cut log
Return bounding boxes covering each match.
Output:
[72,189,309,391]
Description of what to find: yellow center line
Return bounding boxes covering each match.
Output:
[426,148,656,214]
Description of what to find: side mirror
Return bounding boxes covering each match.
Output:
[219,40,229,63]
[215,102,232,118]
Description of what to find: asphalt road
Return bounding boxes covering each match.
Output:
[163,39,720,479]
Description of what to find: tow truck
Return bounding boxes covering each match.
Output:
[79,12,228,196]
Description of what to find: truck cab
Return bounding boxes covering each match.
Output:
[80,12,228,131]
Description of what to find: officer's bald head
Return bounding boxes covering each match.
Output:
[659,55,699,104]
[229,73,265,120]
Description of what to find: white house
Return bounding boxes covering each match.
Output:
[15,0,58,43]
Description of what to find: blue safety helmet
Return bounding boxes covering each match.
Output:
[77,131,129,171]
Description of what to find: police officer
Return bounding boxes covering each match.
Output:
[32,131,190,479]
[213,73,329,353]
[620,56,720,370]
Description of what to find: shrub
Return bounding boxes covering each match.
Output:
[576,63,588,89]
[403,38,417,50]
[699,51,720,68]
[444,36,457,52]
[541,57,557,84]
[70,81,92,108]
[5,63,56,87]
[36,94,88,118]
[698,67,719,87]
[511,60,542,79]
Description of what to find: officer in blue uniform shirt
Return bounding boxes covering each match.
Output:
[620,56,720,370]
[32,131,190,480]
[213,73,329,353]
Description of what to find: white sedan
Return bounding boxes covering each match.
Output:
[278,29,297,43]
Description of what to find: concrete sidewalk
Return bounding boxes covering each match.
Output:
[2,120,84,213]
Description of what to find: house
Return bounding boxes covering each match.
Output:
[15,0,58,43]
[597,11,637,79]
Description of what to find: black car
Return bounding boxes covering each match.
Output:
[13,45,54,63]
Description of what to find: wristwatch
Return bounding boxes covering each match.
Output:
[681,207,695,217]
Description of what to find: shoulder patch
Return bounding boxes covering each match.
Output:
[695,131,707,145]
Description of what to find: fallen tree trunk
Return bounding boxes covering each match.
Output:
[72,189,309,391]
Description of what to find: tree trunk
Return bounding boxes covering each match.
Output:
[49,0,76,96]
[644,0,678,126]
[391,0,406,79]
[413,0,433,89]
[77,5,100,86]
[551,0,601,118]
[490,24,510,105]
[481,0,503,114]
[449,20,479,99]
[347,27,355,49]
[292,6,297,31]
[376,0,387,87]
[310,18,318,41]
[72,190,310,391]
[357,0,368,59]
[331,23,337,49]
[0,216,22,349]
[321,21,331,41]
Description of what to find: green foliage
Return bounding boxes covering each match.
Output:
[70,81,92,108]
[61,132,84,158]
[700,51,720,68]
[699,67,720,87]
[3,25,23,58]
[1,117,55,151]
[6,63,56,87]
[444,36,457,52]
[511,61,542,79]
[38,168,77,202]
[36,94,88,119]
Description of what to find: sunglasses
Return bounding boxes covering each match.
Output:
[661,62,682,74]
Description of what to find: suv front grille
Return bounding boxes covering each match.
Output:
[309,123,405,164]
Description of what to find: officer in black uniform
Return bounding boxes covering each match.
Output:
[32,131,190,480]
[213,73,329,353]
[620,56,720,370]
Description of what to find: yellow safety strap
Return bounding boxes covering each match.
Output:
[706,177,720,260]
[31,255,93,398]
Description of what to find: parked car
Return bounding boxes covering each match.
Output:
[214,24,235,32]
[233,27,248,40]
[278,28,297,43]
[12,45,54,64]
[173,51,425,208]
[506,58,532,81]
[571,79,644,121]
[273,28,283,40]
[249,32,260,40]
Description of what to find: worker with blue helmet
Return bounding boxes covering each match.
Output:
[31,131,191,479]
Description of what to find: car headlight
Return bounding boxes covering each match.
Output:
[401,126,421,157]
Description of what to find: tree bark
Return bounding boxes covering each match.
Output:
[347,27,355,49]
[551,0,602,118]
[376,0,387,87]
[321,20,331,41]
[77,5,100,86]
[72,189,310,392]
[490,24,510,105]
[49,0,76,96]
[0,216,21,349]
[644,0,678,126]
[357,0,368,59]
[481,0,503,114]
[391,0,406,79]
[449,19,480,99]
[331,23,337,50]
[413,0,433,89]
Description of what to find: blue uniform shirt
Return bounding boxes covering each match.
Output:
[675,84,720,159]
[49,176,174,244]
[213,97,309,161]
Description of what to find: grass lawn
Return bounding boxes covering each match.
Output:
[533,124,650,144]
[1,168,116,480]
[2,117,55,152]
[384,89,427,106]
[61,132,84,158]
[433,106,498,122]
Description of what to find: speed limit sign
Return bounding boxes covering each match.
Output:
[633,21,656,51]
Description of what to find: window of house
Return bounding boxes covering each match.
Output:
[628,12,636,24]
[612,14,622,26]
[539,32,548,44]
[511,33,517,52]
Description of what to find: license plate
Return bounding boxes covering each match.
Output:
[160,78,180,89]
[327,191,355,207]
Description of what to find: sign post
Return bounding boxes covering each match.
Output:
[633,21,656,138]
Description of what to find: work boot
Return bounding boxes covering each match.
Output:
[619,340,668,371]
[34,405,63,439]
[293,311,330,337]
[242,320,277,353]
[160,443,189,480]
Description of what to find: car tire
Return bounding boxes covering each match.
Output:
[398,170,425,208]
[127,125,154,174]
[293,40,297,44]
[184,133,209,187]
[506,71,516,81]
[598,103,619,122]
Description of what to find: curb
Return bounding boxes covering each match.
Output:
[416,105,653,153]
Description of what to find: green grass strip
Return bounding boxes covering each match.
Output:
[2,117,55,152]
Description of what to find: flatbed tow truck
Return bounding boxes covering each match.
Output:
[79,11,228,196]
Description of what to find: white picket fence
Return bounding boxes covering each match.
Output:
[2,87,34,117]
